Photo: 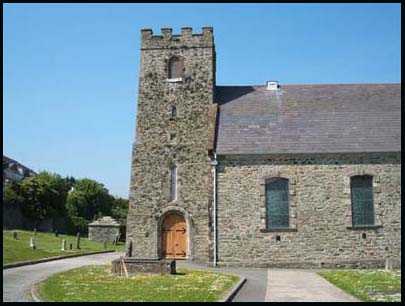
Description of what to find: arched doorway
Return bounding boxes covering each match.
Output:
[161,212,187,259]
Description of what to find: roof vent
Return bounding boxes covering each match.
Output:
[266,81,278,91]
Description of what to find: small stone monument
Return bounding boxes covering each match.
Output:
[61,239,66,251]
[111,239,176,275]
[33,228,37,236]
[55,230,59,237]
[88,216,120,243]
[30,237,36,250]
[69,243,73,250]
[13,231,18,240]
[76,232,81,249]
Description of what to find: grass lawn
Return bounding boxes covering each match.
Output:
[318,269,401,302]
[39,265,240,302]
[3,230,125,265]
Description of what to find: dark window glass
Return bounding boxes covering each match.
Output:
[168,57,181,79]
[351,175,374,227]
[266,178,289,229]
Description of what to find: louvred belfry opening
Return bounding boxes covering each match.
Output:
[168,56,181,79]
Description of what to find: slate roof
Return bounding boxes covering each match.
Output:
[88,216,120,227]
[215,84,401,155]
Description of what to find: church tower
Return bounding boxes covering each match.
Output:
[127,27,216,263]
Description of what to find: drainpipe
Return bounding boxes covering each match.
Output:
[211,152,218,267]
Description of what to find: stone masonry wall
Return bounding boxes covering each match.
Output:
[126,27,215,263]
[216,153,401,268]
[88,226,120,243]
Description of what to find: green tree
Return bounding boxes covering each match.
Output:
[19,172,70,223]
[66,178,113,234]
[3,182,24,208]
[111,197,129,242]
[111,197,129,225]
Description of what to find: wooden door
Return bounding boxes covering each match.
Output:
[161,213,187,259]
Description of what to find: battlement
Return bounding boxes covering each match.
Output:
[140,26,214,49]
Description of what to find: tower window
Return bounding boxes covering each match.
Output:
[168,56,182,79]
[170,132,176,141]
[171,106,177,119]
[170,164,177,201]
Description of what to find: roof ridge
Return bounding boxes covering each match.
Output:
[216,83,401,87]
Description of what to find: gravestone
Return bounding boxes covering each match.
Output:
[55,230,59,237]
[30,237,36,250]
[13,231,18,240]
[33,228,37,236]
[61,239,66,251]
[76,232,81,249]
[385,258,392,270]
[69,243,73,250]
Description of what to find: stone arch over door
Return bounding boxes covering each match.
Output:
[157,206,193,259]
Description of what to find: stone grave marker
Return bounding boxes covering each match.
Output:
[30,237,36,250]
[61,239,66,251]
[76,232,81,249]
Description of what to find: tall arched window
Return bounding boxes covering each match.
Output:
[170,164,177,201]
[168,56,182,79]
[351,175,374,227]
[266,178,289,229]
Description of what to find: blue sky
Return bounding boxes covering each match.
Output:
[3,3,401,198]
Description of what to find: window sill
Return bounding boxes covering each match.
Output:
[167,78,182,83]
[260,228,298,233]
[346,225,383,230]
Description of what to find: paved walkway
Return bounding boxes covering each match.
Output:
[177,262,359,302]
[177,261,268,302]
[265,269,359,302]
[3,251,124,302]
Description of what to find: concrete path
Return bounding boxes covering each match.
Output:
[3,251,124,302]
[265,269,359,302]
[177,261,268,302]
[178,262,359,302]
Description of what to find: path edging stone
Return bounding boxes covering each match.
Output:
[220,277,247,302]
[3,250,115,269]
[30,282,42,302]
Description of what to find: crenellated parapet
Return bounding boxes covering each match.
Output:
[141,26,214,49]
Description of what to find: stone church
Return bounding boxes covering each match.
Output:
[126,27,401,268]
